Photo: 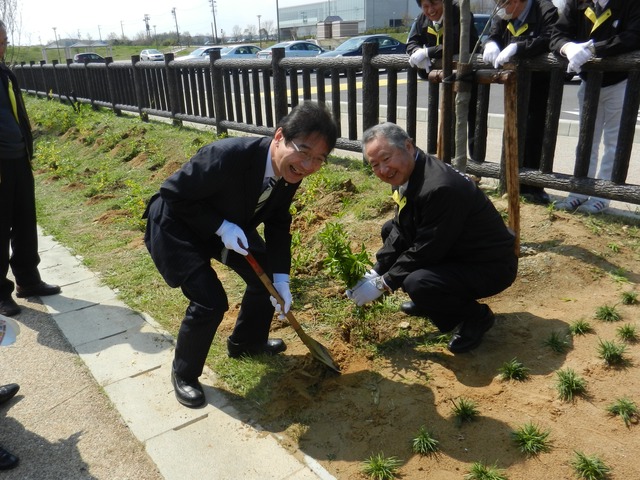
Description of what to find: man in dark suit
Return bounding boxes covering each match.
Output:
[144,102,338,408]
[347,123,517,354]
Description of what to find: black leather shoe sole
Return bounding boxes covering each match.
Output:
[16,282,61,298]
[0,447,18,470]
[0,298,20,317]
[0,384,20,405]
[448,310,496,354]
[227,338,287,358]
[171,371,205,408]
[400,301,428,317]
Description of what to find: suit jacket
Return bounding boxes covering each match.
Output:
[0,64,33,159]
[550,0,640,86]
[144,136,299,287]
[374,149,516,291]
[488,0,558,57]
[406,2,479,58]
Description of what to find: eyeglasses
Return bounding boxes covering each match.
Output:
[289,140,326,167]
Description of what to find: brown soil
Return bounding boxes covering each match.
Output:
[217,193,640,480]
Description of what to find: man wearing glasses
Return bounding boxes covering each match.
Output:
[144,102,337,408]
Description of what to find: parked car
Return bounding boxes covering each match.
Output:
[256,40,325,59]
[318,34,406,76]
[73,52,105,64]
[173,46,221,62]
[319,34,406,58]
[217,44,261,59]
[140,49,165,61]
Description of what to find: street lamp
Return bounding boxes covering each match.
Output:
[257,15,262,48]
[171,7,180,46]
[275,0,281,42]
[52,27,61,63]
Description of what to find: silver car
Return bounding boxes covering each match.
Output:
[256,41,325,59]
[140,49,165,61]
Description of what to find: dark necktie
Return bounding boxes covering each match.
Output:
[255,176,278,213]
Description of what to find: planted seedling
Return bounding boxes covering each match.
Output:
[451,397,479,425]
[606,398,638,427]
[569,319,594,336]
[595,304,621,322]
[511,422,552,457]
[616,323,638,343]
[498,358,529,381]
[361,452,401,480]
[597,338,627,366]
[555,368,587,402]
[571,451,611,480]
[621,290,638,305]
[319,222,372,289]
[411,426,439,456]
[464,461,508,480]
[544,331,570,353]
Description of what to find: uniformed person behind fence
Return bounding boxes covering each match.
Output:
[346,122,518,354]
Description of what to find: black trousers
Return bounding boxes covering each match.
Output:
[381,220,517,332]
[171,241,275,381]
[0,155,42,299]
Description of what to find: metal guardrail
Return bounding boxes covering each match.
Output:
[11,45,640,205]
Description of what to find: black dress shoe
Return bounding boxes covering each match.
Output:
[400,301,428,316]
[448,307,496,354]
[0,446,18,470]
[521,188,551,205]
[0,384,19,405]
[227,338,287,358]
[171,370,205,408]
[16,281,61,298]
[0,298,20,317]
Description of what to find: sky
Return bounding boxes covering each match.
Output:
[13,0,321,45]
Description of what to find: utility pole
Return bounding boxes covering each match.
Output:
[257,15,262,47]
[97,25,102,42]
[120,21,125,41]
[52,27,61,62]
[276,0,281,42]
[153,25,157,46]
[208,0,218,44]
[143,14,151,39]
[172,8,180,46]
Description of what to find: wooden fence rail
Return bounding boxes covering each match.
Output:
[11,45,640,205]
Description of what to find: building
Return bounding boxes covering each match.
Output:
[278,0,422,40]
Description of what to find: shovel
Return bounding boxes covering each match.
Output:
[244,252,341,373]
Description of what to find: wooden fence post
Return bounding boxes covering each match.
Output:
[362,42,379,132]
[210,49,227,136]
[504,70,520,256]
[272,48,287,123]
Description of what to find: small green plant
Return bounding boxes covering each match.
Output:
[498,358,529,381]
[571,451,611,480]
[597,339,627,366]
[464,461,508,480]
[555,368,587,402]
[361,452,401,480]
[411,426,439,456]
[606,398,638,427]
[616,323,638,342]
[621,290,638,305]
[607,242,620,253]
[451,397,479,425]
[511,422,551,456]
[319,222,373,289]
[608,268,629,284]
[544,330,570,353]
[595,305,621,322]
[570,319,594,336]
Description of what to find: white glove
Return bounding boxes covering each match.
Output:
[563,40,593,74]
[482,41,501,66]
[270,273,292,319]
[347,277,385,307]
[346,269,379,297]
[216,220,248,256]
[494,43,518,68]
[409,48,431,71]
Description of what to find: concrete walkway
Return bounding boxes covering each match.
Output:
[2,229,335,480]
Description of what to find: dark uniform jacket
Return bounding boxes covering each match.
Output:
[550,0,640,86]
[406,2,479,58]
[374,149,516,291]
[144,136,298,287]
[0,64,33,159]
[488,0,558,57]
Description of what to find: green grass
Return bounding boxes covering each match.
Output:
[411,427,439,456]
[451,397,479,425]
[570,319,594,336]
[616,323,638,342]
[544,330,570,353]
[606,398,638,427]
[361,453,401,480]
[464,462,508,480]
[555,368,587,402]
[498,358,529,381]
[571,451,611,480]
[597,339,627,366]
[595,305,621,322]
[511,422,552,457]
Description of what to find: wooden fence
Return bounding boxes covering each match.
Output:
[11,44,640,206]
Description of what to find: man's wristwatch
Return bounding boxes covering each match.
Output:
[374,276,389,292]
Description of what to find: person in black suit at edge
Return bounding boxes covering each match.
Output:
[144,102,338,408]
[347,122,517,354]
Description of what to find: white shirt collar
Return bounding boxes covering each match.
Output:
[265,147,275,179]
